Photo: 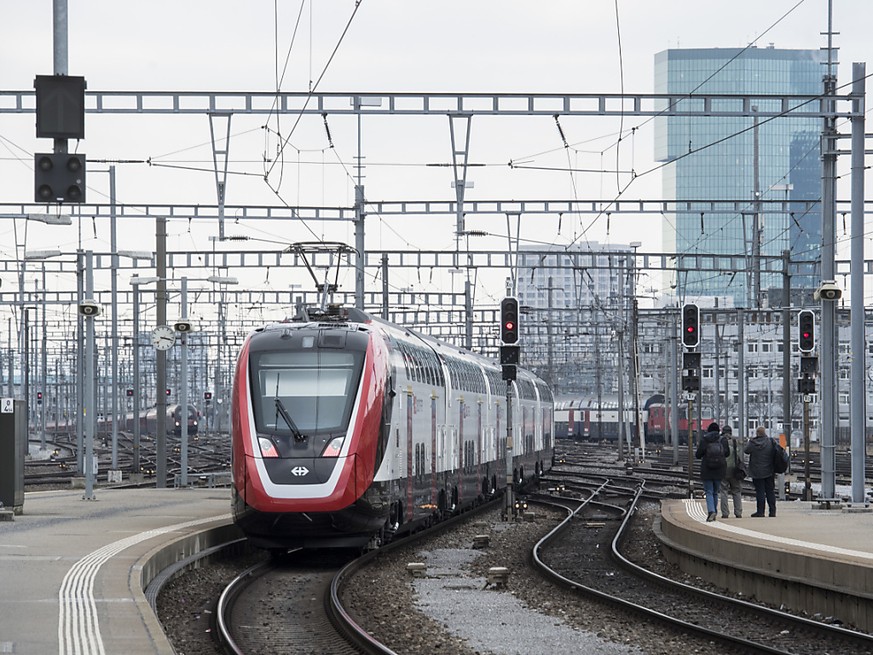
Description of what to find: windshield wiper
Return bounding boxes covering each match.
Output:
[274,397,306,442]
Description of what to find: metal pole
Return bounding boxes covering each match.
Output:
[670,333,679,466]
[850,62,867,503]
[76,250,84,473]
[687,396,694,498]
[52,0,68,75]
[820,45,838,500]
[617,328,626,461]
[40,268,47,451]
[547,277,554,392]
[464,279,473,351]
[355,98,366,310]
[180,277,189,487]
[6,317,12,397]
[84,251,95,500]
[156,217,168,487]
[632,298,644,460]
[738,309,746,440]
[109,165,119,470]
[23,309,30,443]
[132,286,141,474]
[381,254,389,320]
[214,287,223,434]
[752,107,761,308]
[505,383,514,519]
[782,250,791,446]
[804,398,812,501]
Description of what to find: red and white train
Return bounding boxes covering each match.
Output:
[231,305,555,551]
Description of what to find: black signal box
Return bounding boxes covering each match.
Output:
[500,345,520,365]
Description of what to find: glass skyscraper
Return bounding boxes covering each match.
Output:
[654,46,824,307]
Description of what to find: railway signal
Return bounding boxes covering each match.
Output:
[798,310,815,353]
[681,303,700,348]
[34,152,87,203]
[682,352,701,392]
[500,345,520,365]
[500,297,520,344]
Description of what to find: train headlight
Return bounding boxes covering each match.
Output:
[321,436,344,457]
[258,437,279,458]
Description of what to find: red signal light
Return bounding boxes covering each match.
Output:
[500,297,520,344]
[798,310,815,352]
[681,304,700,348]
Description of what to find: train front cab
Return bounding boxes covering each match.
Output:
[231,324,394,550]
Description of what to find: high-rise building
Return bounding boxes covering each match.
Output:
[654,46,824,307]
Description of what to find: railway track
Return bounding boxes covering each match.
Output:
[156,446,873,654]
[532,484,873,654]
[216,552,364,655]
[213,496,508,655]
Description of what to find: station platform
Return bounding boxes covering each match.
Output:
[0,487,236,655]
[658,497,873,631]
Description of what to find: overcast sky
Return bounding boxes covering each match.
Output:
[1,0,872,310]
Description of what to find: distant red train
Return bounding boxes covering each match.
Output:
[643,394,712,445]
[555,393,711,445]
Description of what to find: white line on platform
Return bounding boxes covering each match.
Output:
[57,513,230,655]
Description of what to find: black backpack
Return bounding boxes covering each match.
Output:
[772,440,789,474]
[703,438,724,469]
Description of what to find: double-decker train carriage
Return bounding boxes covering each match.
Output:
[231,305,555,551]
[554,395,633,442]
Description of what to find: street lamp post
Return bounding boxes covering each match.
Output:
[83,251,97,500]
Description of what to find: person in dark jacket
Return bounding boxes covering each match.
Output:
[695,422,730,522]
[719,424,744,518]
[744,425,776,517]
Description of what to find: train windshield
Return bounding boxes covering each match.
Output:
[250,349,363,434]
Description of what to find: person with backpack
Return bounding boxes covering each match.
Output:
[744,425,777,517]
[696,422,730,522]
[718,424,744,518]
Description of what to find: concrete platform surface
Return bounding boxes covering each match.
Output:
[662,497,873,563]
[0,487,232,655]
[660,497,873,630]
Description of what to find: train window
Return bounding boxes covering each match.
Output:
[251,349,364,434]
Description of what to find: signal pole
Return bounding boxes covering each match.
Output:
[500,296,519,520]
[681,303,701,499]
